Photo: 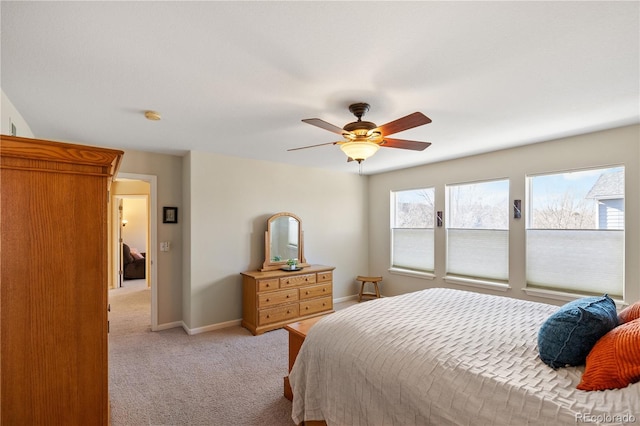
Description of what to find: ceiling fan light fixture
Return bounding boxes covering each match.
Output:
[295,103,432,165]
[342,131,356,141]
[340,141,380,163]
[343,120,377,133]
[367,130,383,142]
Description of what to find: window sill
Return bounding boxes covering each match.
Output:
[523,287,627,308]
[388,267,435,280]
[443,275,510,292]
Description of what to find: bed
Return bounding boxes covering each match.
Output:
[289,288,640,425]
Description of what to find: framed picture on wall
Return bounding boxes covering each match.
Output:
[163,207,178,224]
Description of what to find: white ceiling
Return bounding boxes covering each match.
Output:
[1,1,638,175]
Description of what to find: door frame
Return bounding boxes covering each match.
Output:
[113,172,158,331]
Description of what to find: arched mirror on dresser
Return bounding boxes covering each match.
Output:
[241,212,334,336]
[261,212,309,272]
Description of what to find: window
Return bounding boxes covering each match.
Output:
[526,166,624,297]
[446,179,509,281]
[391,188,435,273]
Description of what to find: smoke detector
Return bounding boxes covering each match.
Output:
[144,110,161,121]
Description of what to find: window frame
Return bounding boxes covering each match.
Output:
[389,187,436,278]
[524,165,625,298]
[444,178,510,288]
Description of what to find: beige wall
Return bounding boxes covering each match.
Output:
[118,149,184,326]
[183,151,369,330]
[368,124,640,305]
[5,89,638,331]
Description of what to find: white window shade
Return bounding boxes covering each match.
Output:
[391,188,435,273]
[447,229,509,281]
[526,229,623,297]
[392,228,434,271]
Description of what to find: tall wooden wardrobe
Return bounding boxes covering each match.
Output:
[1,135,123,424]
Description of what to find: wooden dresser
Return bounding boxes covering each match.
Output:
[1,135,122,425]
[241,265,335,335]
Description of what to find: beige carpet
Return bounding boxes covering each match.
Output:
[108,280,295,426]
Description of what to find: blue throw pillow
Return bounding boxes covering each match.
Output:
[538,295,618,369]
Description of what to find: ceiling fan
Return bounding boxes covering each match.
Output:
[289,103,432,163]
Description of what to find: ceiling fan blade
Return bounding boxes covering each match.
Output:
[382,138,432,151]
[287,141,340,152]
[377,112,432,136]
[302,118,345,135]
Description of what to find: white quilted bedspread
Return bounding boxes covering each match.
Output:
[290,288,640,425]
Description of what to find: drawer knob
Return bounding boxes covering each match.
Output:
[322,288,326,292]
[305,306,309,310]
[286,295,290,298]
[305,291,309,295]
[266,284,270,287]
[266,298,270,302]
[266,315,270,318]
[287,310,291,314]
[322,303,326,306]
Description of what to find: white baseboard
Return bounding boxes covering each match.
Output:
[152,321,183,332]
[182,319,243,336]
[334,294,360,303]
[154,295,360,335]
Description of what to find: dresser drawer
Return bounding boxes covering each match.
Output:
[299,283,332,300]
[258,289,298,308]
[259,304,299,326]
[258,278,279,292]
[280,273,316,288]
[317,271,332,283]
[300,296,333,316]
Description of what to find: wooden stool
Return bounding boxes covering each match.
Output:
[357,275,382,302]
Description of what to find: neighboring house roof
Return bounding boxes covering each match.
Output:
[586,170,624,200]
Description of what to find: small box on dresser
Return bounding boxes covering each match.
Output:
[241,265,335,335]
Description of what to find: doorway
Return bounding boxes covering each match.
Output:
[111,173,158,331]
[116,195,148,287]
